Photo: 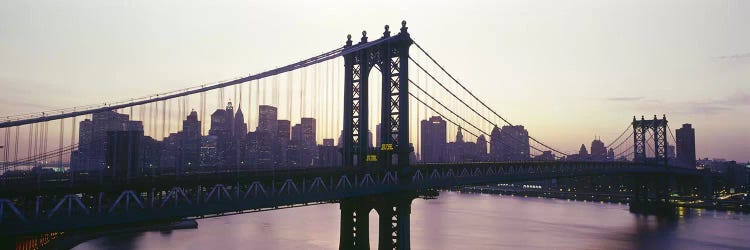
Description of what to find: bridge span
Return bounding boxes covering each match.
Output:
[0,161,702,238]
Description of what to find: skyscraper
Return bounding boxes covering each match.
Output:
[496,125,530,162]
[231,107,247,166]
[276,119,291,167]
[476,134,488,161]
[579,144,589,156]
[420,116,447,163]
[258,105,278,136]
[300,118,317,167]
[72,111,131,171]
[590,138,606,161]
[676,123,696,168]
[181,110,201,170]
[209,105,231,167]
[489,126,502,161]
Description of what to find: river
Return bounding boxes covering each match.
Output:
[73,191,750,249]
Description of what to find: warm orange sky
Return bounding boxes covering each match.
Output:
[1,0,748,162]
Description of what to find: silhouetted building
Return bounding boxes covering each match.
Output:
[160,132,181,171]
[291,118,317,168]
[105,130,143,183]
[489,126,502,161]
[72,111,134,172]
[209,104,233,167]
[494,125,530,162]
[421,116,447,163]
[317,138,340,167]
[258,105,278,136]
[140,136,161,175]
[201,135,219,167]
[580,144,588,155]
[446,127,487,162]
[676,123,696,168]
[533,150,556,161]
[666,145,675,160]
[277,119,291,167]
[476,135,488,161]
[181,110,201,170]
[590,138,606,161]
[231,107,247,166]
[566,144,589,161]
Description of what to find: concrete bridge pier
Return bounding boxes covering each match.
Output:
[340,198,371,250]
[701,173,714,201]
[629,174,676,216]
[339,194,414,250]
[374,195,412,250]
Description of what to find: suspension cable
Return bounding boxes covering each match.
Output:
[411,41,571,157]
[409,58,564,157]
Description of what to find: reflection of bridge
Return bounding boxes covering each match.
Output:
[0,21,707,250]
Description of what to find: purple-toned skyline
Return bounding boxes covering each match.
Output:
[0,0,748,162]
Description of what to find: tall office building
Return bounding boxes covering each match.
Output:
[72,111,131,171]
[160,132,181,170]
[276,119,291,167]
[579,144,589,156]
[300,118,317,167]
[676,123,696,168]
[258,105,278,136]
[420,116,447,163]
[489,126,502,161]
[208,104,232,167]
[590,138,606,161]
[495,125,530,162]
[230,107,247,166]
[317,138,339,167]
[181,110,201,169]
[476,135,488,161]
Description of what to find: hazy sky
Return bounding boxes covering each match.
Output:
[1,0,748,162]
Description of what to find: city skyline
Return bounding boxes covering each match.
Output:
[0,4,748,249]
[1,1,749,162]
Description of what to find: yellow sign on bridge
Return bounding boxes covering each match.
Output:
[366,155,378,162]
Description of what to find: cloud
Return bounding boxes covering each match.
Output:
[714,53,750,66]
[672,92,750,115]
[606,96,643,101]
[611,92,750,116]
[686,103,732,115]
[715,52,750,61]
[723,92,750,106]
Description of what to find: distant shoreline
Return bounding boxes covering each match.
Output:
[456,187,750,213]
[43,219,198,250]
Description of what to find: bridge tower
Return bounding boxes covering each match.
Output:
[342,21,412,170]
[632,115,669,166]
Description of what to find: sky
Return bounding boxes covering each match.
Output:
[0,0,748,162]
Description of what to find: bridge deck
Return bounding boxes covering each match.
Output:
[0,161,702,236]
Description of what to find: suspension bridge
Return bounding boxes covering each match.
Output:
[0,21,707,250]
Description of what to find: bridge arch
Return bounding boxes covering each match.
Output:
[341,21,413,170]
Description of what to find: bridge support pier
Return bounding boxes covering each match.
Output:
[340,198,371,250]
[629,174,676,216]
[375,196,412,250]
[339,194,414,250]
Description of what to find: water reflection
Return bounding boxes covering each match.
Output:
[74,191,750,250]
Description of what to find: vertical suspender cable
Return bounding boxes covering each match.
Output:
[29,123,34,165]
[59,118,64,169]
[15,125,20,163]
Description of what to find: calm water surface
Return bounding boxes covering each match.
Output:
[74,191,750,250]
